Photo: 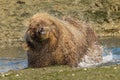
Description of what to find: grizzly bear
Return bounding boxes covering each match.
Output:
[24,13,102,68]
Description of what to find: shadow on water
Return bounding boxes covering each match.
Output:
[0,37,120,73]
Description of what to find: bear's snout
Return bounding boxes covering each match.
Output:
[37,27,46,35]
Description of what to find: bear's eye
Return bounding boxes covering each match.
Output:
[40,28,44,32]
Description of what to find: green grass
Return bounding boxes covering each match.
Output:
[0,65,120,80]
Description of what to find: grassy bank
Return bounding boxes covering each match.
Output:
[0,0,120,47]
[0,65,120,80]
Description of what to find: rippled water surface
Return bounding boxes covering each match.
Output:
[0,37,120,73]
[99,37,120,66]
[0,47,27,73]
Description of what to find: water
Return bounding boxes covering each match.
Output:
[99,37,120,66]
[0,37,120,73]
[0,47,28,73]
[0,58,28,73]
[79,37,120,67]
[100,47,120,66]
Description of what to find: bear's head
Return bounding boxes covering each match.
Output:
[25,13,60,49]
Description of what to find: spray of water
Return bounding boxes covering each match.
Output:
[78,46,114,67]
[0,46,120,73]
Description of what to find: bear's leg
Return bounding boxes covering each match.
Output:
[64,53,78,67]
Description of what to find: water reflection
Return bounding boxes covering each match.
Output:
[99,37,120,66]
[100,37,120,48]
[0,47,27,73]
[0,58,28,73]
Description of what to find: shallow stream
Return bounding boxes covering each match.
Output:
[0,37,120,73]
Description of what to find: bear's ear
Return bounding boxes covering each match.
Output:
[28,19,32,27]
[50,22,56,28]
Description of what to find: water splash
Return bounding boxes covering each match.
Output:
[0,47,120,73]
[102,46,113,63]
[78,46,120,67]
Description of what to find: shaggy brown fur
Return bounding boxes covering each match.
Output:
[24,13,102,68]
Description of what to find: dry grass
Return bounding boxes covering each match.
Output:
[0,0,120,47]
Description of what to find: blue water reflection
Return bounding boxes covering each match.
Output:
[111,48,120,62]
[0,47,28,73]
[0,58,28,73]
[112,48,120,55]
[103,47,120,60]
[98,47,120,67]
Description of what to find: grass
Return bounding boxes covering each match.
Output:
[0,65,120,80]
[0,0,120,47]
[0,0,120,80]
